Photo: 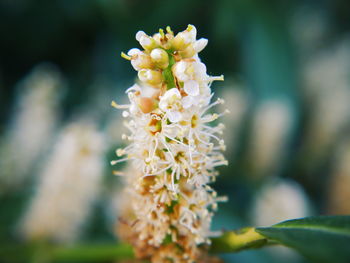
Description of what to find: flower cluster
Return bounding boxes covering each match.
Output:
[22,121,105,242]
[0,64,62,192]
[113,25,227,263]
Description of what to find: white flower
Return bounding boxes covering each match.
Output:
[184,80,199,96]
[159,88,183,123]
[181,95,197,109]
[173,60,208,83]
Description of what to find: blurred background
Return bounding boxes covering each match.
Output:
[1,0,350,262]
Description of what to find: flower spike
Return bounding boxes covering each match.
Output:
[112,25,227,263]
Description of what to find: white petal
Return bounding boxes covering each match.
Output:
[182,96,194,109]
[187,24,197,42]
[140,36,152,47]
[167,110,182,123]
[130,61,140,71]
[150,48,163,60]
[173,61,191,82]
[127,48,141,56]
[194,38,208,53]
[125,84,141,93]
[162,88,181,100]
[140,84,157,97]
[184,80,199,96]
[159,100,167,111]
[194,62,207,80]
[130,104,138,114]
[135,31,146,41]
[174,61,186,74]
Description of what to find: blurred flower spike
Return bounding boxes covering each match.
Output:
[113,25,227,263]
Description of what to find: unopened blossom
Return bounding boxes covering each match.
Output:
[113,25,227,263]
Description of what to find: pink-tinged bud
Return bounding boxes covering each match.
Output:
[139,97,157,113]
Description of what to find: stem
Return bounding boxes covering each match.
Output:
[0,228,273,262]
[210,227,269,253]
[51,243,134,262]
[162,54,176,90]
[0,243,134,263]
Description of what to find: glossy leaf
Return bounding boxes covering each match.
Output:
[256,216,350,263]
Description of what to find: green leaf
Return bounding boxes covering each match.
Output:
[256,216,350,263]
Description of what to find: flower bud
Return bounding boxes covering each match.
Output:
[127,48,153,70]
[178,44,196,59]
[171,24,197,51]
[136,31,158,51]
[138,97,157,113]
[138,69,163,85]
[150,48,169,69]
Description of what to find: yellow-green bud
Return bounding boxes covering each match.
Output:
[136,31,158,51]
[138,69,163,85]
[171,24,197,51]
[150,48,169,69]
[178,44,196,59]
[127,48,153,70]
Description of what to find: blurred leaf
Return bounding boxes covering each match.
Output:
[256,216,350,263]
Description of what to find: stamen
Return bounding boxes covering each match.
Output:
[201,98,223,115]
[200,130,220,142]
[110,157,130,165]
[113,170,126,176]
[201,114,218,123]
[121,52,132,60]
[211,160,229,167]
[166,26,173,35]
[159,28,165,38]
[111,100,130,109]
[209,75,224,81]
[147,164,172,176]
